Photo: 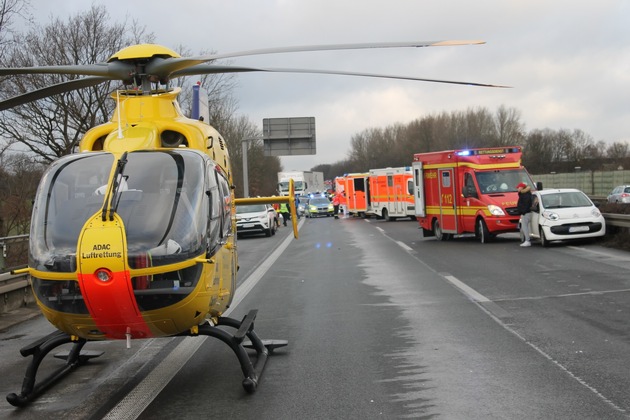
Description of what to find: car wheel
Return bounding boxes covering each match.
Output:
[433,219,447,241]
[383,208,390,222]
[477,218,491,244]
[265,227,272,237]
[540,227,550,247]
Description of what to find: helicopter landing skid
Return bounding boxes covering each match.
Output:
[192,309,287,393]
[6,330,99,407]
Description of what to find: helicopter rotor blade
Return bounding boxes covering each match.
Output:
[0,62,131,78]
[145,40,486,79]
[172,64,511,88]
[0,76,112,111]
[0,40,504,111]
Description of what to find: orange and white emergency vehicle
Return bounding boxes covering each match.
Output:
[412,146,536,243]
[366,167,415,221]
[334,176,346,207]
[337,173,369,217]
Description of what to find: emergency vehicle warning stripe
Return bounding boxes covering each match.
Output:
[422,162,521,170]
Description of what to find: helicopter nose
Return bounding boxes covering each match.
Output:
[76,215,152,339]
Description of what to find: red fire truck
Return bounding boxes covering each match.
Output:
[412,146,536,243]
[366,167,415,221]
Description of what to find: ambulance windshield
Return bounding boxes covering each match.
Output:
[476,169,533,194]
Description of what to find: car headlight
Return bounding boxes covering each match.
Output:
[309,205,316,211]
[487,204,505,216]
[542,211,559,221]
[591,208,601,218]
[328,205,333,211]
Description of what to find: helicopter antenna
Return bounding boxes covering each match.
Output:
[116,90,123,138]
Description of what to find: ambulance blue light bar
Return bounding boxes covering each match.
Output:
[456,147,520,157]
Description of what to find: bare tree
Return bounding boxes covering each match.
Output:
[606,141,630,169]
[0,5,154,161]
[212,114,281,197]
[495,105,525,146]
[0,0,30,60]
[561,129,594,163]
[523,128,556,173]
[0,152,42,236]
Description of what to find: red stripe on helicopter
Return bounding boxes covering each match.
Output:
[78,270,153,339]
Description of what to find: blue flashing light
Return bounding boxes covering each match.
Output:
[456,150,472,156]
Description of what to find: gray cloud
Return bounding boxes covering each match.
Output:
[34,0,630,170]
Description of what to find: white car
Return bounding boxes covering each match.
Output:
[520,188,606,247]
[236,204,277,237]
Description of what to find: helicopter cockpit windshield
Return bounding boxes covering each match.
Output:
[30,150,209,273]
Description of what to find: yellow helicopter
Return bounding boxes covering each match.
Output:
[0,40,504,406]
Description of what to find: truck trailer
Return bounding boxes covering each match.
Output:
[277,171,324,197]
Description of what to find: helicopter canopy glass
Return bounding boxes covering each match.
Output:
[30,150,209,273]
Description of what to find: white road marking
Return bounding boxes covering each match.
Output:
[103,219,304,420]
[396,240,414,252]
[442,274,490,302]
[371,224,626,414]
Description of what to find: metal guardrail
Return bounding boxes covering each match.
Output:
[602,213,630,228]
[0,271,33,314]
[0,271,29,295]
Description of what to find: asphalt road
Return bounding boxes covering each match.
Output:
[1,215,630,419]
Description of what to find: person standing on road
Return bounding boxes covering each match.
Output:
[332,194,340,219]
[279,202,289,226]
[516,182,533,247]
[271,197,281,228]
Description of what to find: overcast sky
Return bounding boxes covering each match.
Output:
[32,1,630,171]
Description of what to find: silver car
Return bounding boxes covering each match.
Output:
[607,185,630,203]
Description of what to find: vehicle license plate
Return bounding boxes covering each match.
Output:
[569,226,589,233]
[244,223,254,228]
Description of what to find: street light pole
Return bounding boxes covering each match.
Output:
[242,137,258,198]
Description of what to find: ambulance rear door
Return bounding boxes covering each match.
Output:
[412,161,425,217]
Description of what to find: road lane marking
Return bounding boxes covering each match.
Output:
[396,240,413,252]
[442,274,490,302]
[492,287,630,301]
[370,224,627,415]
[103,219,304,420]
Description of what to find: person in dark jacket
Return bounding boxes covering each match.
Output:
[516,182,533,247]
